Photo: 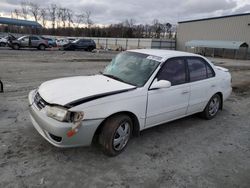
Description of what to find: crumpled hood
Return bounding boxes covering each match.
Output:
[38,75,135,106]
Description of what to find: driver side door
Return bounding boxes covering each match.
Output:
[146,57,190,127]
[20,37,29,47]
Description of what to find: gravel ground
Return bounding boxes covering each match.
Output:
[0,49,250,188]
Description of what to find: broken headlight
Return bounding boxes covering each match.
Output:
[45,106,69,122]
[45,106,84,122]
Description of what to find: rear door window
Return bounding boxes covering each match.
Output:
[187,57,215,82]
[30,36,39,41]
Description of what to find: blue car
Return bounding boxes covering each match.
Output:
[41,37,57,48]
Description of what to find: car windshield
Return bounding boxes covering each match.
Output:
[103,52,161,87]
[18,36,26,40]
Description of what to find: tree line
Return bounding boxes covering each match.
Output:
[7,1,175,38]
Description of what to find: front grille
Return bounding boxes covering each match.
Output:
[34,92,48,110]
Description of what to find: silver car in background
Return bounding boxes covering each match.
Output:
[9,35,49,50]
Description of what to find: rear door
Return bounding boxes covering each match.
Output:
[30,36,40,47]
[146,57,190,127]
[186,57,217,114]
[79,39,89,49]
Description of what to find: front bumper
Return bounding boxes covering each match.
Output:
[28,90,103,148]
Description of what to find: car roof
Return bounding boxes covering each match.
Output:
[128,49,201,62]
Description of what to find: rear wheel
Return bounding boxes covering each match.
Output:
[87,46,94,52]
[99,114,132,156]
[201,94,221,120]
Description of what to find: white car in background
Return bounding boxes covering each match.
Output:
[56,37,77,48]
[28,49,232,156]
[0,36,8,47]
[56,38,70,48]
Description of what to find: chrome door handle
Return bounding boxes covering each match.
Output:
[182,91,189,94]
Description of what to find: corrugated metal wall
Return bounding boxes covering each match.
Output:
[177,14,250,52]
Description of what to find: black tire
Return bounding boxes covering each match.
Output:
[200,94,221,120]
[0,42,6,47]
[86,46,94,52]
[38,44,46,50]
[12,44,19,50]
[99,114,132,156]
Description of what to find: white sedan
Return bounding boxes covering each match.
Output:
[28,49,232,156]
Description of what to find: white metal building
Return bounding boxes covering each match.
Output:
[177,13,250,59]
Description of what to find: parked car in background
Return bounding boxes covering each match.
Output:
[28,49,232,156]
[9,35,49,50]
[41,37,57,48]
[67,37,77,43]
[0,34,16,47]
[63,39,96,51]
[0,36,8,47]
[56,38,70,48]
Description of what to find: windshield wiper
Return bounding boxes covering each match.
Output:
[102,73,136,86]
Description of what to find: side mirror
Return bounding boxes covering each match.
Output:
[150,80,171,90]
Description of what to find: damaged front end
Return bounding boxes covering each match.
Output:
[34,91,85,138]
[29,90,103,148]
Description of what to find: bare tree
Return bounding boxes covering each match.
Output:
[152,19,163,38]
[56,7,62,28]
[40,8,47,28]
[66,9,74,28]
[59,8,67,28]
[48,4,57,29]
[13,9,20,19]
[29,2,40,22]
[123,19,135,28]
[144,24,150,38]
[85,10,93,28]
[21,1,29,20]
[165,22,172,39]
[74,12,85,28]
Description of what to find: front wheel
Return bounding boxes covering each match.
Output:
[99,114,132,156]
[0,42,6,47]
[87,46,94,52]
[38,44,46,50]
[12,44,20,50]
[201,94,221,120]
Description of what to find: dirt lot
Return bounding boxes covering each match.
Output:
[0,49,250,188]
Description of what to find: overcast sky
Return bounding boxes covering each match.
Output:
[0,0,250,25]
